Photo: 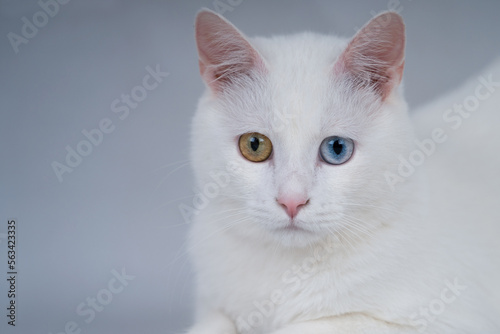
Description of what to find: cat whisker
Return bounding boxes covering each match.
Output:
[324,226,352,251]
[203,212,250,225]
[339,201,416,220]
[161,207,247,230]
[217,193,255,202]
[151,159,190,173]
[338,217,376,240]
[193,217,251,245]
[167,216,251,268]
[155,162,191,189]
[340,212,378,230]
[141,194,198,220]
[338,228,361,250]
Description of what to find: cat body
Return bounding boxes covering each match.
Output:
[186,9,500,334]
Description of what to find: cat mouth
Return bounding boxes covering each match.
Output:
[275,220,311,233]
[279,225,302,232]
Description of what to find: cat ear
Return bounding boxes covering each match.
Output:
[195,9,265,93]
[334,11,405,100]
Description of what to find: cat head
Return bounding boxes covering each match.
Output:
[191,9,413,248]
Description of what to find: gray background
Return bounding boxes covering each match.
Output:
[0,0,499,333]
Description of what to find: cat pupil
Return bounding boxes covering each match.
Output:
[250,137,259,151]
[332,140,343,155]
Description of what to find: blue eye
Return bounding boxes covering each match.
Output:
[319,136,354,165]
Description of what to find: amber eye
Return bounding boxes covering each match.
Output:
[238,132,273,162]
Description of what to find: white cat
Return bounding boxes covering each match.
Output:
[185,8,500,334]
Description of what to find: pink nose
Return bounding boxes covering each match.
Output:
[277,196,309,219]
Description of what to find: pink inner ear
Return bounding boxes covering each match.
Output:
[334,12,405,100]
[195,10,265,93]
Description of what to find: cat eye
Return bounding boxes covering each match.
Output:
[239,132,273,162]
[319,136,354,165]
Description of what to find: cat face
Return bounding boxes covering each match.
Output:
[191,10,413,248]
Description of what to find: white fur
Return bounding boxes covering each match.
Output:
[185,11,500,334]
